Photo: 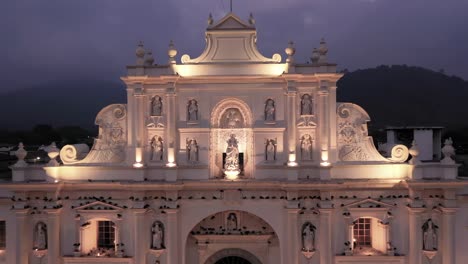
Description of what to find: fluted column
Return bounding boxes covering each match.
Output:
[133,209,147,264]
[319,209,333,263]
[165,83,177,167]
[318,81,330,165]
[126,85,136,164]
[285,208,300,264]
[133,83,146,165]
[286,81,298,166]
[166,209,179,264]
[46,209,61,264]
[408,207,425,264]
[441,208,457,264]
[14,209,29,264]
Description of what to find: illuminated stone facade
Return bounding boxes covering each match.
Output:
[1,12,467,264]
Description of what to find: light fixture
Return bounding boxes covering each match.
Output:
[224,170,240,180]
[287,161,298,167]
[133,162,144,168]
[320,161,331,167]
[54,179,59,183]
[166,162,176,168]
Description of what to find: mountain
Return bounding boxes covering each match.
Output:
[0,79,126,130]
[0,65,467,131]
[337,65,468,129]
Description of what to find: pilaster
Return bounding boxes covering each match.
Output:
[441,207,457,264]
[318,81,330,165]
[318,208,333,264]
[133,209,147,264]
[134,83,146,165]
[166,209,179,264]
[285,208,300,264]
[286,81,298,166]
[45,209,61,264]
[165,83,177,167]
[14,209,29,264]
[407,207,425,264]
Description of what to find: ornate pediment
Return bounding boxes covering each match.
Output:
[75,201,123,212]
[208,13,254,30]
[343,198,395,210]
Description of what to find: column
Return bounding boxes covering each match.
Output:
[133,209,147,264]
[318,209,333,264]
[285,208,300,264]
[165,83,177,167]
[328,84,338,162]
[15,209,29,264]
[114,219,122,256]
[126,85,136,164]
[134,83,146,165]
[441,208,457,264]
[286,81,298,166]
[318,81,329,165]
[166,209,179,264]
[408,208,424,264]
[47,209,61,264]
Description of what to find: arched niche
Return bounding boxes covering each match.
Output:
[209,98,254,178]
[185,210,280,264]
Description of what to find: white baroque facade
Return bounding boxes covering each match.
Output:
[1,12,468,264]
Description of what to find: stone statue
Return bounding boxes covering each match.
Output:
[151,96,163,116]
[301,94,313,115]
[301,134,313,160]
[186,138,199,163]
[264,99,275,122]
[227,213,238,231]
[265,139,276,161]
[222,108,243,128]
[302,223,316,251]
[225,134,239,170]
[34,222,47,250]
[151,136,164,161]
[422,219,438,251]
[187,99,198,122]
[152,222,164,249]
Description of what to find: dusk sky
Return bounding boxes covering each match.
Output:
[1,0,467,93]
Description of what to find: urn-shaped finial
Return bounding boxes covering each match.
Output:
[311,48,319,64]
[208,13,213,25]
[168,40,178,64]
[318,38,328,64]
[136,41,145,66]
[46,142,60,166]
[145,51,155,66]
[285,41,296,64]
[14,142,28,167]
[441,137,455,164]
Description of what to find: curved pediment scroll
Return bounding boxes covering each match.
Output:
[336,103,408,162]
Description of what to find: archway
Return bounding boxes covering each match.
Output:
[206,248,262,264]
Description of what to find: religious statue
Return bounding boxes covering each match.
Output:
[227,213,238,231]
[301,134,313,160]
[264,99,275,122]
[34,222,47,250]
[302,222,316,252]
[225,134,240,171]
[150,136,164,161]
[301,94,313,115]
[186,138,199,163]
[222,108,243,128]
[151,222,164,249]
[151,96,163,116]
[422,218,438,251]
[187,99,198,122]
[265,139,276,161]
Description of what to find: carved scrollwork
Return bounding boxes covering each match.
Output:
[181,54,191,64]
[271,53,282,63]
[389,144,409,162]
[113,105,126,120]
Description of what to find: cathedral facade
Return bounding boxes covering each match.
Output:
[1,12,467,264]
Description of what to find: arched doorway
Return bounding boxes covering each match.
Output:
[215,256,251,264]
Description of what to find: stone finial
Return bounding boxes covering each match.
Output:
[46,142,60,166]
[311,48,319,64]
[145,51,155,66]
[249,13,255,25]
[168,40,178,64]
[441,137,455,164]
[318,38,328,64]
[208,13,213,25]
[285,41,296,64]
[408,140,421,165]
[14,142,28,167]
[136,41,145,66]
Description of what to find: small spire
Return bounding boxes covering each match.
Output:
[249,13,255,25]
[318,38,328,64]
[208,13,213,25]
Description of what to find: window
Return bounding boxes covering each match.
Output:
[353,218,371,247]
[0,221,5,249]
[97,221,115,249]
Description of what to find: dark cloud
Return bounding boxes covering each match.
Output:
[1,0,467,93]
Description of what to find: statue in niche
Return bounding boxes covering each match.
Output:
[221,108,243,128]
[34,222,47,250]
[187,99,198,122]
[302,222,316,251]
[151,222,165,249]
[227,213,238,231]
[186,138,199,163]
[225,134,240,170]
[265,138,277,161]
[301,94,313,115]
[150,136,164,161]
[264,99,275,122]
[301,134,313,160]
[151,96,163,116]
[422,218,438,251]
